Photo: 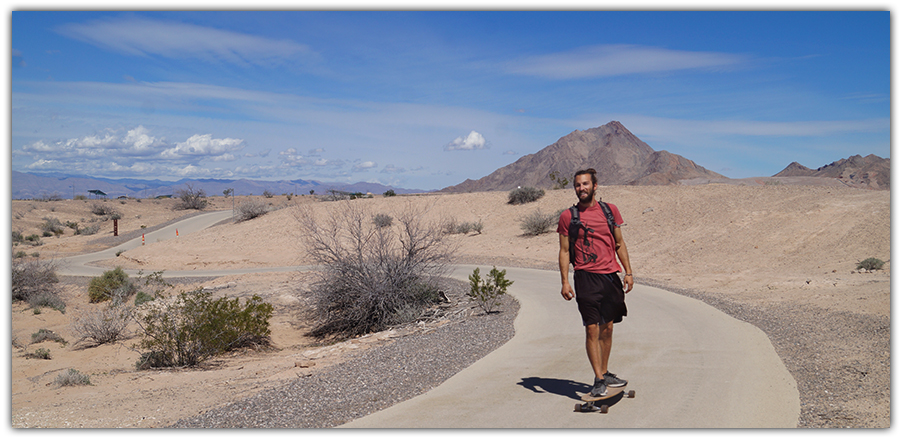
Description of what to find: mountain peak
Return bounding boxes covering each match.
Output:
[441,121,723,192]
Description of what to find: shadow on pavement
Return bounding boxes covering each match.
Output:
[517,377,590,400]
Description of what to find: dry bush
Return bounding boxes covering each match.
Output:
[296,201,456,338]
[236,199,269,222]
[71,305,132,346]
[175,184,208,210]
[508,186,545,205]
[520,209,557,236]
[11,258,63,311]
[53,369,92,387]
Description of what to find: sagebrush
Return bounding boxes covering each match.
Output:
[508,186,545,205]
[297,201,456,338]
[520,209,557,236]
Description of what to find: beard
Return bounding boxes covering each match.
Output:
[577,187,595,204]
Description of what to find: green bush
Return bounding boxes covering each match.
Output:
[135,290,273,369]
[383,189,397,197]
[26,348,52,360]
[508,186,545,205]
[467,266,514,314]
[88,267,136,304]
[857,257,885,272]
[32,329,67,345]
[520,209,557,236]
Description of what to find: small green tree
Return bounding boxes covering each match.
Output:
[467,266,514,314]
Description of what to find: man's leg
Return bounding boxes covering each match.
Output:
[585,321,614,378]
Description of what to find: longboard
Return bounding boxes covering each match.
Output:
[575,387,635,413]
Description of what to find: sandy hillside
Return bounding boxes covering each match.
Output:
[9,184,891,428]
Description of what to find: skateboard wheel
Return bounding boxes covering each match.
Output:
[600,405,609,414]
[575,403,583,412]
[627,390,635,398]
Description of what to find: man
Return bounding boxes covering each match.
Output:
[557,168,634,398]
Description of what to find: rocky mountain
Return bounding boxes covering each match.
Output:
[774,154,890,190]
[441,121,724,192]
[10,171,423,200]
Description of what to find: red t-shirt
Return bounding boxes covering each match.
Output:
[557,201,624,274]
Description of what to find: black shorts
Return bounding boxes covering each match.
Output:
[573,270,627,326]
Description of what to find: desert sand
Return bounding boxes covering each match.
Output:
[9,184,891,428]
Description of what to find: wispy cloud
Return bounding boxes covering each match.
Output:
[56,17,314,67]
[505,44,747,79]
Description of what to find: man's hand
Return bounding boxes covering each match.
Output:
[623,274,634,294]
[561,281,575,301]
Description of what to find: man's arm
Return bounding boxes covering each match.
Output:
[613,227,634,293]
[558,234,575,301]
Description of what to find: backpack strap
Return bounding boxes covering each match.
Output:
[598,200,620,250]
[568,206,581,265]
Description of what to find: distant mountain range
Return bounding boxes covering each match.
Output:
[774,154,890,190]
[441,121,724,192]
[11,122,889,200]
[10,171,425,200]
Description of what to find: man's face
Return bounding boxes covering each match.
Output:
[574,174,595,203]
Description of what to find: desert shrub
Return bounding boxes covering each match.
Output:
[175,184,208,210]
[263,190,275,198]
[41,217,65,237]
[236,200,269,222]
[88,267,136,304]
[508,186,545,205]
[12,230,24,245]
[456,220,484,235]
[71,305,132,346]
[14,250,27,259]
[28,290,67,313]
[12,258,60,304]
[32,328,67,345]
[24,234,43,245]
[467,266,514,314]
[80,224,101,236]
[25,348,52,360]
[857,257,885,272]
[373,213,393,228]
[134,291,156,306]
[90,202,122,218]
[383,189,396,197]
[54,369,92,386]
[134,290,273,369]
[520,209,557,236]
[549,170,570,190]
[296,201,455,339]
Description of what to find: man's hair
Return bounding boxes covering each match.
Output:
[574,168,598,186]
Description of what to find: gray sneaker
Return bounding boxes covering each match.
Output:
[590,377,608,397]
[603,371,628,388]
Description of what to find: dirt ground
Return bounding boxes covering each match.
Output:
[8,184,891,428]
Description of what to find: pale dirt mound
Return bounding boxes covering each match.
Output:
[10,184,890,427]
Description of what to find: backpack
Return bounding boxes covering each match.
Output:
[568,200,618,265]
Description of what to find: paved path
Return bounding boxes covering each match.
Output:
[56,211,801,428]
[341,265,800,428]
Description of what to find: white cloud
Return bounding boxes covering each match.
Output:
[445,130,487,151]
[160,134,245,160]
[505,44,747,79]
[353,161,377,171]
[56,17,313,67]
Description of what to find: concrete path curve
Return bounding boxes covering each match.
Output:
[340,264,800,428]
[55,211,800,428]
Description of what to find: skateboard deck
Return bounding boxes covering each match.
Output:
[575,387,635,413]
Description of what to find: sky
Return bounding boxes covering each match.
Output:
[8,7,891,191]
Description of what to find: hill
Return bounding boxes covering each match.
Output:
[441,121,724,192]
[773,154,890,190]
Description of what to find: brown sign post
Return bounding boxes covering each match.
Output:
[113,219,118,237]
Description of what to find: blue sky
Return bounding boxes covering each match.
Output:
[9,9,890,190]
